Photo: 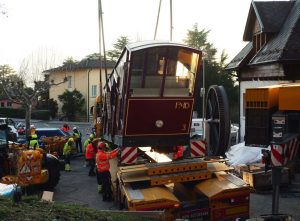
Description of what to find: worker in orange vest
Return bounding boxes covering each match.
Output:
[85,139,98,176]
[173,146,184,160]
[96,141,119,201]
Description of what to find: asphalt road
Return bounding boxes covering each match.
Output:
[53,155,117,211]
[13,119,93,142]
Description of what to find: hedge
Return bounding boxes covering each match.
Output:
[0,108,25,118]
[0,108,51,120]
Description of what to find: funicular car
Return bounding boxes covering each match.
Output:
[102,41,202,149]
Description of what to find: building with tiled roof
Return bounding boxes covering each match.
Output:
[44,58,116,121]
[226,0,300,141]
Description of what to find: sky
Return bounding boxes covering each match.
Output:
[0,0,268,71]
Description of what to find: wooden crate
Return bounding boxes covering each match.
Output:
[242,167,290,190]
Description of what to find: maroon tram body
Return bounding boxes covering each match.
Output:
[102,41,202,148]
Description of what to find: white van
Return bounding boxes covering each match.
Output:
[190,118,239,145]
[190,118,203,139]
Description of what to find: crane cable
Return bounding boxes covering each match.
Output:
[98,0,109,93]
[154,0,162,40]
[153,0,173,41]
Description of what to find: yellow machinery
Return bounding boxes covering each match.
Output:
[0,122,61,191]
[92,95,103,138]
[115,157,250,221]
[245,83,300,215]
[245,83,300,146]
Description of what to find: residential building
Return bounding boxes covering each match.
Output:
[226,0,300,141]
[44,58,116,122]
[0,96,22,109]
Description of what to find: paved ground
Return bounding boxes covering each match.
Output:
[53,155,117,211]
[250,175,300,220]
[53,156,300,220]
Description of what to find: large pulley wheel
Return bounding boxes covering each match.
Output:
[205,85,230,156]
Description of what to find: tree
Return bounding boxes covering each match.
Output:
[58,89,85,121]
[0,48,66,136]
[0,65,15,97]
[183,23,239,122]
[183,23,217,62]
[36,88,58,119]
[63,57,78,65]
[85,53,102,60]
[107,36,131,61]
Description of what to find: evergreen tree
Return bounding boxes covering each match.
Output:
[183,23,239,122]
[107,36,130,61]
[58,89,85,121]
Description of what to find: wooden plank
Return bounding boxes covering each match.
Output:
[41,191,53,202]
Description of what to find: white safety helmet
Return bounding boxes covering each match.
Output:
[30,124,35,129]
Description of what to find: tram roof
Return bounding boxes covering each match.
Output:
[126,40,200,53]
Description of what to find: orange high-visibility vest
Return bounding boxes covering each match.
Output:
[96,149,118,172]
[85,143,95,160]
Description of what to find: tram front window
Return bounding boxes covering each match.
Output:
[164,49,198,97]
[129,47,199,97]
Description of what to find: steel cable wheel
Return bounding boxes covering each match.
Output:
[205,85,230,156]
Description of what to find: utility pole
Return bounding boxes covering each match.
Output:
[98,0,103,98]
[202,56,206,139]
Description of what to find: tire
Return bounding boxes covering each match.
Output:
[43,153,61,191]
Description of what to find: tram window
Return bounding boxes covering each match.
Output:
[164,49,199,97]
[130,51,144,90]
[144,48,164,91]
[129,47,199,97]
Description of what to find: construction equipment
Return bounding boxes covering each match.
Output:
[0,121,61,191]
[245,83,300,215]
[88,40,251,220]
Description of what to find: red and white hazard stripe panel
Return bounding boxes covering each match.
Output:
[287,137,299,162]
[120,147,137,164]
[190,140,206,157]
[271,136,299,167]
[271,144,284,167]
[1,176,12,183]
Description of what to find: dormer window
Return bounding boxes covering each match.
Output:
[253,33,267,53]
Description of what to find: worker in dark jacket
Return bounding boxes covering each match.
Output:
[83,134,95,167]
[73,127,83,153]
[96,141,118,201]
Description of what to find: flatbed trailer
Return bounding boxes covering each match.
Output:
[115,157,250,221]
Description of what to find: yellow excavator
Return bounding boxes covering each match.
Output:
[0,121,61,196]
